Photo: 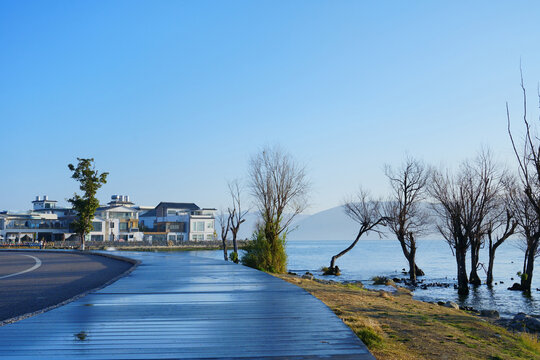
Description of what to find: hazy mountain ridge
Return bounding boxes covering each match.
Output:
[236,203,443,241]
[288,203,439,241]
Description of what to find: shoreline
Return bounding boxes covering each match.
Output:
[0,240,249,253]
[276,273,540,359]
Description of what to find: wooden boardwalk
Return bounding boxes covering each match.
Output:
[0,251,374,359]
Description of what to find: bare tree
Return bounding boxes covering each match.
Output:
[429,165,475,294]
[383,157,430,283]
[228,179,248,263]
[430,152,503,295]
[430,168,470,295]
[506,69,540,292]
[466,151,504,286]
[485,196,517,286]
[246,146,309,273]
[507,184,540,291]
[325,189,386,275]
[216,209,232,261]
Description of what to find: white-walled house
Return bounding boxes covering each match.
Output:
[0,211,67,243]
[139,202,216,242]
[94,205,142,242]
[0,195,216,244]
[189,209,216,241]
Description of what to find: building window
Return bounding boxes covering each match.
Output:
[92,222,102,232]
[192,234,204,241]
[119,222,128,231]
[195,222,204,232]
[168,234,176,241]
[206,222,213,230]
[206,234,213,241]
[169,223,185,232]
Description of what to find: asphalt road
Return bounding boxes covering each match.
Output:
[0,251,133,322]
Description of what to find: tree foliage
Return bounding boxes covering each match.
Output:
[68,158,108,250]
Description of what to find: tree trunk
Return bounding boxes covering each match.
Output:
[415,264,425,276]
[328,229,363,274]
[81,233,85,251]
[408,255,417,283]
[232,234,239,263]
[469,242,481,286]
[486,247,495,287]
[407,241,417,282]
[329,255,337,270]
[456,247,469,295]
[521,245,536,292]
[222,238,228,261]
[398,238,424,281]
[523,248,528,275]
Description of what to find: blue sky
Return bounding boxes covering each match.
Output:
[1,1,540,213]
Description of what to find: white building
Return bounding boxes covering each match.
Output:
[139,202,216,242]
[94,204,143,242]
[0,195,216,244]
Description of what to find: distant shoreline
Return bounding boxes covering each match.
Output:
[0,240,250,253]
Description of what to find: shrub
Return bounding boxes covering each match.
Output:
[241,228,287,273]
[372,276,394,286]
[229,251,239,263]
[355,327,383,349]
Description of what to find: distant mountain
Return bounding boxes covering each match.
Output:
[234,205,429,241]
[235,212,310,240]
[287,206,360,241]
[234,206,375,241]
[287,203,441,241]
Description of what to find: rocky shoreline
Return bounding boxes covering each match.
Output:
[293,271,540,335]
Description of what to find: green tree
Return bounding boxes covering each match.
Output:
[68,158,108,250]
[242,146,309,273]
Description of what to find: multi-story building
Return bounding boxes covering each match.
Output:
[139,202,216,242]
[0,196,75,243]
[189,209,217,241]
[0,195,216,244]
[94,202,142,242]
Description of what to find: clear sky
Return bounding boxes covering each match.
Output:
[1,1,540,213]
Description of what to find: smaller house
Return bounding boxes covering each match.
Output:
[95,205,142,241]
[139,202,216,242]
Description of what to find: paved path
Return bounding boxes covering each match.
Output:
[0,251,374,359]
[0,251,133,323]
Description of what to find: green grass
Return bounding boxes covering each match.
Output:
[355,327,384,349]
[519,333,540,354]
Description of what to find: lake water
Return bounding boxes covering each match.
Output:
[190,239,540,318]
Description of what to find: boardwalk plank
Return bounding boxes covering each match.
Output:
[0,251,374,359]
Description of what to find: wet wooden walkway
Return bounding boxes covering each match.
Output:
[0,251,374,359]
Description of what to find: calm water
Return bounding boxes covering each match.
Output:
[191,239,539,317]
